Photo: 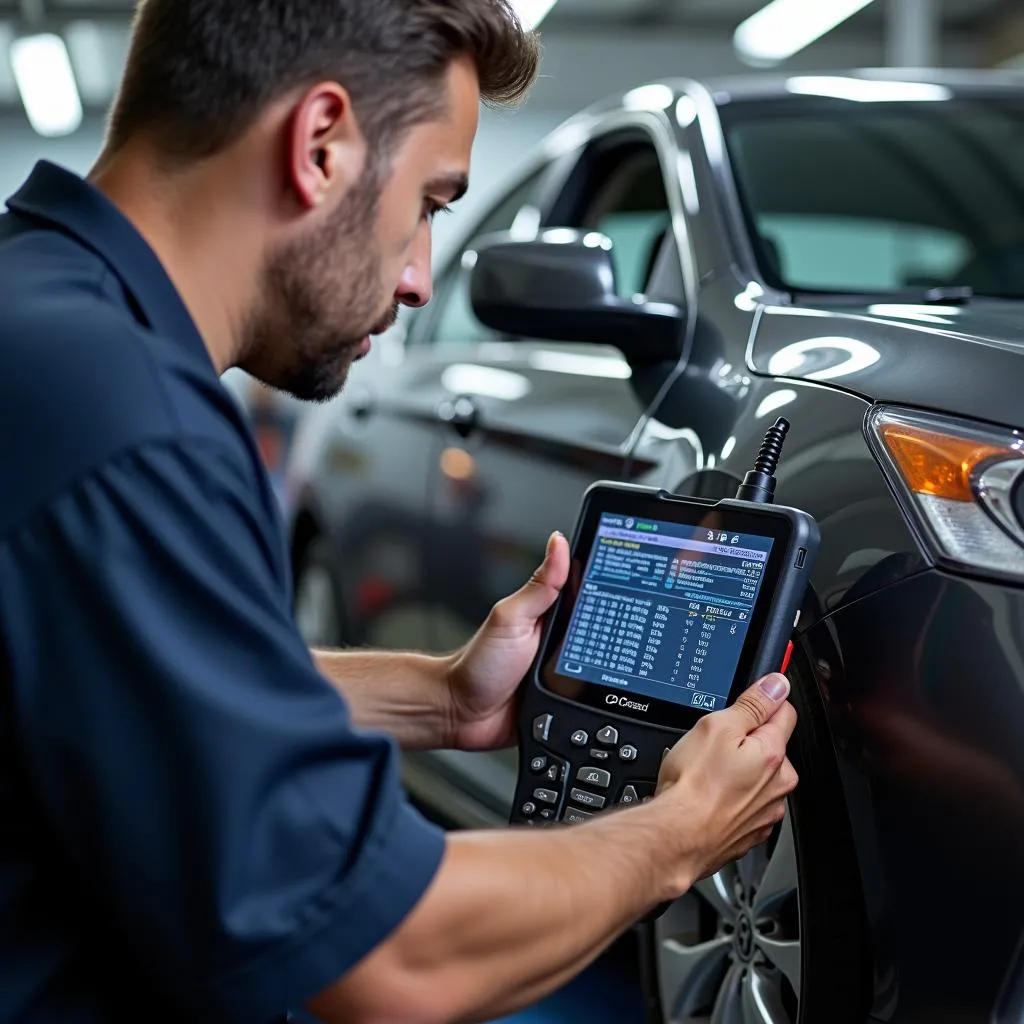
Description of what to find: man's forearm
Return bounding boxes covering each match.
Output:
[313,647,458,750]
[307,804,686,1024]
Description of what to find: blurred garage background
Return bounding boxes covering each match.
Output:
[0,1,1021,262]
[2,3,1023,1023]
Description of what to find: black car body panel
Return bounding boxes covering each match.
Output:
[751,302,1024,430]
[284,69,1024,1023]
[802,572,1024,1020]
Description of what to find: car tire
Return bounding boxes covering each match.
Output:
[293,535,350,648]
[638,641,872,1024]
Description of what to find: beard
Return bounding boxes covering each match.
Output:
[241,168,400,403]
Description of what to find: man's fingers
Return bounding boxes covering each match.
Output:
[745,700,798,767]
[498,532,570,625]
[726,674,791,735]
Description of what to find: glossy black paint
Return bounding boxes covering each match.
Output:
[281,70,1024,1023]
[752,301,1024,431]
[801,572,1024,1021]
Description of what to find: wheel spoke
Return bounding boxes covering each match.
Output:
[737,838,769,895]
[741,964,793,1024]
[752,812,797,919]
[658,935,732,1019]
[695,862,741,922]
[710,963,746,1024]
[756,935,801,993]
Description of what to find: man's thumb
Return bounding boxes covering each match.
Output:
[506,532,570,621]
[728,673,791,732]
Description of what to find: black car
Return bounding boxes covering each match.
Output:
[282,69,1024,1024]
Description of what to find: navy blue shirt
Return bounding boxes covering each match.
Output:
[0,162,446,1022]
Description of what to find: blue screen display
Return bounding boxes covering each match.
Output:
[556,513,774,711]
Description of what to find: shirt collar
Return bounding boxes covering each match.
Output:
[5,160,212,366]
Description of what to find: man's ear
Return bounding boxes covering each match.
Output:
[286,82,367,210]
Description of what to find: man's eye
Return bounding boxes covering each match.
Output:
[424,200,453,223]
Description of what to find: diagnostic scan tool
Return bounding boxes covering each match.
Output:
[511,419,819,830]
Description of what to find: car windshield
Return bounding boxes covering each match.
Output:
[718,91,1024,300]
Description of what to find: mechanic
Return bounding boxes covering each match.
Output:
[0,2,799,1022]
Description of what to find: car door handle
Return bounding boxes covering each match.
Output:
[437,395,480,439]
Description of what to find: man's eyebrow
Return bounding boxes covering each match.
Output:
[428,172,470,204]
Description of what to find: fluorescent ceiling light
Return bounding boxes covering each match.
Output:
[734,0,876,65]
[512,0,558,31]
[10,32,82,137]
[786,76,952,102]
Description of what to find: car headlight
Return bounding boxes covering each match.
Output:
[867,405,1024,581]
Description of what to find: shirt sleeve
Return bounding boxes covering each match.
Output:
[0,438,447,1022]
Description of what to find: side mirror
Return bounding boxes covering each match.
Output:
[469,230,685,363]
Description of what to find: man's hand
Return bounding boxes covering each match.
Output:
[446,532,570,750]
[647,673,799,895]
[313,672,800,1024]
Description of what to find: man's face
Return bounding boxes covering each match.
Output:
[244,57,479,402]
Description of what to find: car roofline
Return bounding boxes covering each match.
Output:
[571,67,1024,119]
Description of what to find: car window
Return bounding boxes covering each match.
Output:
[720,96,1024,297]
[580,147,672,298]
[760,214,972,291]
[419,169,546,349]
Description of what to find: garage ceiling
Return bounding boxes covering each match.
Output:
[0,0,1019,115]
[0,0,1015,27]
[543,0,1015,29]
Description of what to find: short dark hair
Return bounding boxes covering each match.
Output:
[105,0,541,167]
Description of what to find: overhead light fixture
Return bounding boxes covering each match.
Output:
[512,0,558,31]
[786,75,952,102]
[10,32,82,137]
[734,0,877,65]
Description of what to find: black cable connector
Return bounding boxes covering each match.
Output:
[734,417,790,505]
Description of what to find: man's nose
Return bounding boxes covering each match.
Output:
[395,223,434,309]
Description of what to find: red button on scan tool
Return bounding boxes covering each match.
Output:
[780,641,794,674]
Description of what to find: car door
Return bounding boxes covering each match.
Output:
[425,126,682,647]
[412,125,687,815]
[289,328,456,652]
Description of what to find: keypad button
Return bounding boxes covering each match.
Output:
[539,808,556,820]
[563,807,594,825]
[596,725,619,746]
[619,744,638,762]
[530,755,548,774]
[589,748,610,761]
[521,801,537,816]
[532,714,553,743]
[570,730,589,746]
[533,788,559,805]
[620,781,656,805]
[576,766,612,790]
[544,764,559,782]
[662,747,672,763]
[570,788,606,810]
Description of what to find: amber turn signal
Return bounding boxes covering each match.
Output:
[877,421,1007,502]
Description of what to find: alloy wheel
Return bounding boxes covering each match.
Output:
[294,562,343,647]
[656,811,800,1024]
